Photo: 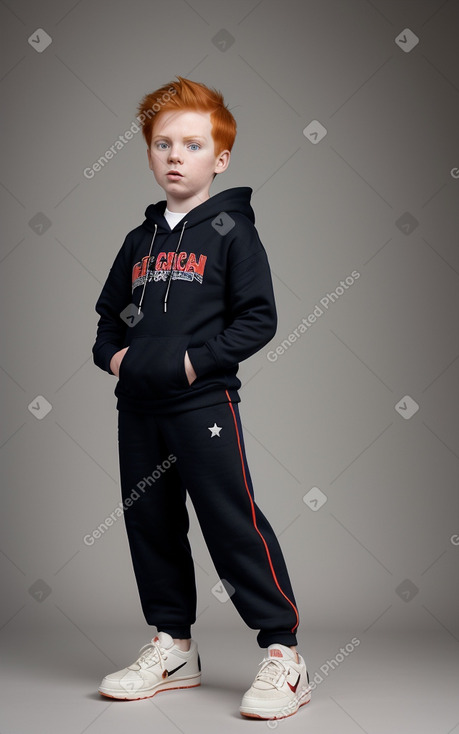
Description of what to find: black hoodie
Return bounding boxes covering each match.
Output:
[92,187,277,414]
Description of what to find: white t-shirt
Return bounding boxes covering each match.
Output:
[164,208,188,230]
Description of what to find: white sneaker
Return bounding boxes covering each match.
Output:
[240,643,311,719]
[98,632,201,700]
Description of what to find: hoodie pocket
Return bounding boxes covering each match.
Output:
[118,335,190,398]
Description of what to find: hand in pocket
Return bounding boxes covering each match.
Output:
[110,347,129,377]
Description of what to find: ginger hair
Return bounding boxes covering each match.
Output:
[137,76,236,155]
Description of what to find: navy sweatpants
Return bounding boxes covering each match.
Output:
[118,394,299,648]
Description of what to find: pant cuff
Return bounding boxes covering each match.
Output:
[156,626,192,639]
[257,630,298,648]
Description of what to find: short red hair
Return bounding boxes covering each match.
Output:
[137,76,236,155]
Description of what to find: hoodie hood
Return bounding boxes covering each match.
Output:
[142,186,255,233]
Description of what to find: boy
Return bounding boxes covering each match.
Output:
[92,77,311,720]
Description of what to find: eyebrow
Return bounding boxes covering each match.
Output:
[152,134,207,142]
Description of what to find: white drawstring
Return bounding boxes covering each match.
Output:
[137,219,188,316]
[163,219,187,313]
[137,224,157,315]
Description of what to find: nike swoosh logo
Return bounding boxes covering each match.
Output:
[162,661,187,678]
[287,673,301,693]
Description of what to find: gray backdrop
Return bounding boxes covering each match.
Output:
[1,0,458,653]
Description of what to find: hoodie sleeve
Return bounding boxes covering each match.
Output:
[92,238,132,374]
[187,227,277,377]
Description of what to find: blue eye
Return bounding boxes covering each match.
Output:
[188,143,200,151]
[157,142,169,149]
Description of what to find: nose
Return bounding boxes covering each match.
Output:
[168,145,183,164]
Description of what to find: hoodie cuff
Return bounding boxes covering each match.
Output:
[94,343,120,375]
[187,345,218,378]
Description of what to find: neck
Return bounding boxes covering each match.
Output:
[166,190,210,212]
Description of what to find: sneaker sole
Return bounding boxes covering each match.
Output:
[240,690,311,719]
[99,674,201,701]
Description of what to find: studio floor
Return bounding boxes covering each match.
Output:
[0,625,458,733]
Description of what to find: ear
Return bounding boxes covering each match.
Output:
[214,149,230,175]
[147,146,154,171]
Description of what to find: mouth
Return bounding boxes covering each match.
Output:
[166,171,183,180]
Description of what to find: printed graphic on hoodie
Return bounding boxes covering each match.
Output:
[132,251,207,292]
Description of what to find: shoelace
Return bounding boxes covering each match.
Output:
[129,639,167,671]
[255,658,290,688]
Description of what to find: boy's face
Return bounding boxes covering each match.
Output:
[147,110,230,212]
